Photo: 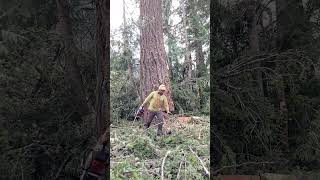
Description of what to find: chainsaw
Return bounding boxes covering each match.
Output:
[133,107,144,121]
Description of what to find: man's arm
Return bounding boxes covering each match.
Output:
[163,96,170,113]
[140,91,154,108]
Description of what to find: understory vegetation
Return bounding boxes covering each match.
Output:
[110,116,209,179]
[211,0,320,175]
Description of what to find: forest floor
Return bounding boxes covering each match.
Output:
[110,115,210,180]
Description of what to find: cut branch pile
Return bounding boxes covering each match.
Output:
[110,115,210,179]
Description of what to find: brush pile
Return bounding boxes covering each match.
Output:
[110,115,210,179]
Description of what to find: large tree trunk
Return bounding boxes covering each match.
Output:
[56,0,91,118]
[95,0,109,138]
[195,41,205,78]
[80,1,110,179]
[182,0,192,79]
[122,0,133,78]
[195,40,205,109]
[122,0,140,99]
[162,0,175,81]
[140,0,174,129]
[139,0,174,109]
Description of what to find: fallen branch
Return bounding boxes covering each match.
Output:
[161,150,171,180]
[176,155,185,180]
[54,153,73,180]
[213,161,276,174]
[188,146,209,176]
[124,122,164,149]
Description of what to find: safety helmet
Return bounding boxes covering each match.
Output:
[159,84,166,91]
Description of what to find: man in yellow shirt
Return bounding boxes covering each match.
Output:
[140,84,170,136]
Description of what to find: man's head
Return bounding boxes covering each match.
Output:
[158,84,166,95]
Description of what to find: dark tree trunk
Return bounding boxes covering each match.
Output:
[210,0,223,169]
[95,0,109,139]
[80,0,110,179]
[56,0,91,117]
[274,0,308,152]
[139,0,174,111]
[195,41,205,109]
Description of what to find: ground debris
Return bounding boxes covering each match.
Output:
[111,115,210,179]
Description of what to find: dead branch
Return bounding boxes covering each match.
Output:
[161,150,171,180]
[188,146,210,176]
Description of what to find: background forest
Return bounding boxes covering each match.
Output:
[110,0,210,121]
[110,0,210,179]
[1,0,109,179]
[212,0,320,175]
[0,0,210,179]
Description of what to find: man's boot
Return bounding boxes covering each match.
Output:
[157,125,163,136]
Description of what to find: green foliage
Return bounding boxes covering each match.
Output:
[0,0,97,179]
[111,117,209,179]
[172,76,210,115]
[212,0,320,175]
[111,160,142,180]
[111,70,139,122]
[127,137,157,159]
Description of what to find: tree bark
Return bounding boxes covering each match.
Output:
[182,0,192,79]
[55,0,91,117]
[195,41,205,109]
[122,0,133,79]
[80,1,110,179]
[139,0,174,110]
[195,41,205,78]
[95,0,109,140]
[140,0,174,131]
[162,0,175,81]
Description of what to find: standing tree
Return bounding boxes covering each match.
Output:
[182,0,192,79]
[122,0,134,79]
[56,0,92,119]
[95,0,109,138]
[80,0,109,179]
[139,0,174,112]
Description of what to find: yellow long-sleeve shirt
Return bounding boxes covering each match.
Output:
[142,91,169,113]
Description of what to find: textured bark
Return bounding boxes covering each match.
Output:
[182,0,192,79]
[122,0,133,78]
[162,0,174,81]
[95,0,109,140]
[195,41,205,109]
[195,41,205,78]
[56,0,90,116]
[139,0,174,111]
[80,1,110,179]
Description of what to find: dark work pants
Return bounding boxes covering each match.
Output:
[144,111,163,133]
